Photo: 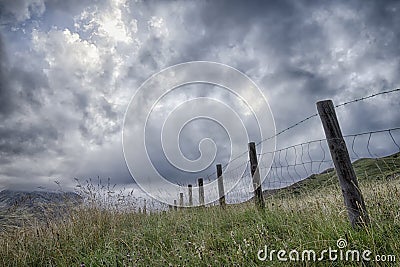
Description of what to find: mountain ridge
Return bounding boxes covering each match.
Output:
[0,190,82,230]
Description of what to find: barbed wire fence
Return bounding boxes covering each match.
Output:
[171,88,400,215]
[74,88,400,216]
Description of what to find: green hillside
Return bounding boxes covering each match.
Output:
[263,151,400,198]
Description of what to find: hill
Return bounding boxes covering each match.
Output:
[0,190,82,230]
[262,151,400,198]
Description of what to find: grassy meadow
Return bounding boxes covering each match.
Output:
[0,154,399,266]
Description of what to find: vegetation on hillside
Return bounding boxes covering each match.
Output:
[264,151,400,198]
[0,153,399,266]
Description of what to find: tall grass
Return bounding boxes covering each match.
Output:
[0,177,399,266]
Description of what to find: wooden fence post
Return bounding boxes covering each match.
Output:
[216,164,226,208]
[317,100,369,228]
[173,200,177,211]
[188,184,193,206]
[248,142,265,209]
[198,178,205,207]
[143,199,147,214]
[179,193,184,209]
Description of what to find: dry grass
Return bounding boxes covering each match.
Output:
[0,178,399,266]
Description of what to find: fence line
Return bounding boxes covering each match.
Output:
[174,128,399,207]
[172,125,399,208]
[202,88,400,182]
[75,88,400,227]
[170,88,400,227]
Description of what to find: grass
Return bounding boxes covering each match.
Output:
[0,155,399,266]
[266,151,400,197]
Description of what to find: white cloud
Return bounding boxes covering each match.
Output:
[32,28,101,72]
[148,16,169,38]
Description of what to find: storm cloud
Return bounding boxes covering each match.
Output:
[0,0,399,195]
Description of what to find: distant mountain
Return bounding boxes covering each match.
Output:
[0,190,82,230]
[0,190,82,208]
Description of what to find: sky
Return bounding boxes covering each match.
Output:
[0,0,399,203]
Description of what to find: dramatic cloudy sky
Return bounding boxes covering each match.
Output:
[0,0,399,197]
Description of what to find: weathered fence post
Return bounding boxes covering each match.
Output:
[198,178,205,207]
[188,184,193,206]
[216,164,226,208]
[173,200,177,211]
[179,193,184,209]
[143,199,147,214]
[248,142,265,209]
[317,100,369,228]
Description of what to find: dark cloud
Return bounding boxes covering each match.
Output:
[100,97,118,121]
[0,0,44,22]
[0,42,48,117]
[44,0,107,13]
[0,0,399,194]
[0,0,107,23]
[0,123,58,157]
[0,34,14,116]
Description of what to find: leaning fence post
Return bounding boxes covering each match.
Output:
[317,100,369,228]
[248,142,265,209]
[216,164,226,208]
[198,178,205,207]
[188,184,193,206]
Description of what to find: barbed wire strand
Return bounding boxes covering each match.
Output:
[335,88,400,108]
[256,88,400,147]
